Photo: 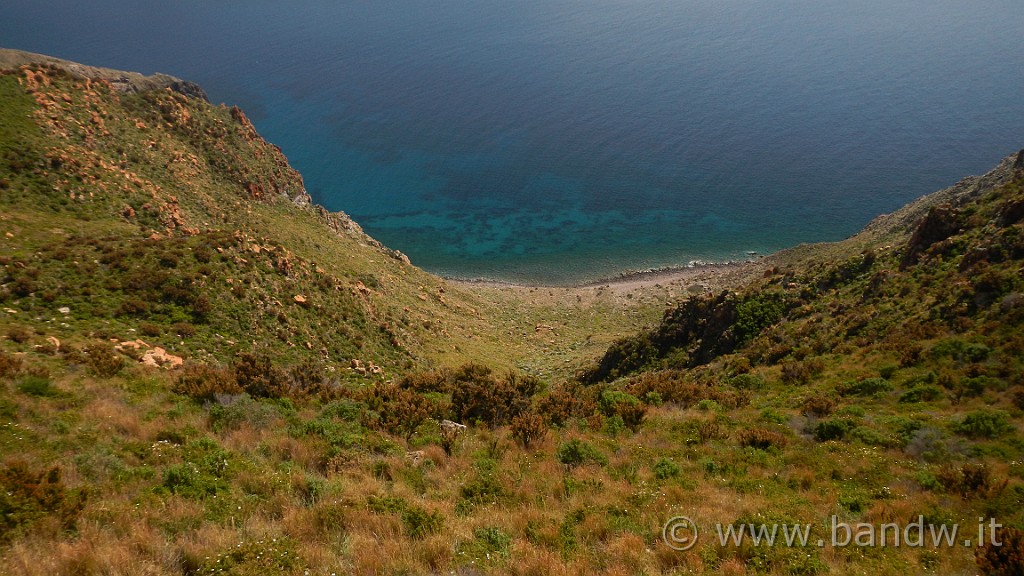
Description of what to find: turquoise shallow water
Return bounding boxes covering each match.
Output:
[3,0,1022,284]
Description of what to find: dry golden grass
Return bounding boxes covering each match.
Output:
[80,386,142,438]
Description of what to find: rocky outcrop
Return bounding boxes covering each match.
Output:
[317,207,411,265]
[860,152,1020,240]
[0,48,209,101]
[900,203,962,268]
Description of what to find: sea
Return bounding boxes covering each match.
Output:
[2,0,1021,284]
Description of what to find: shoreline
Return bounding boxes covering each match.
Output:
[446,257,768,294]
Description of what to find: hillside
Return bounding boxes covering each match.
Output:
[0,49,674,377]
[1,51,1022,575]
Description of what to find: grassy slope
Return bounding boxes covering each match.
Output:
[1,56,1023,575]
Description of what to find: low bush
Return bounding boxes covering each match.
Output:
[957,376,1004,399]
[837,377,893,397]
[402,505,443,539]
[814,418,855,442]
[936,463,993,498]
[191,537,300,574]
[536,385,591,427]
[556,439,607,468]
[6,325,32,344]
[15,373,57,397]
[459,460,507,508]
[697,418,727,442]
[954,410,1014,439]
[738,427,788,450]
[652,458,681,480]
[510,412,547,449]
[0,462,86,542]
[801,394,836,417]
[398,367,453,394]
[597,389,646,431]
[160,438,233,500]
[849,425,897,448]
[0,351,22,378]
[450,365,542,427]
[975,526,1024,575]
[781,358,824,385]
[208,395,281,432]
[83,343,125,377]
[363,385,433,442]
[899,384,943,403]
[367,494,407,515]
[233,352,288,399]
[173,364,240,401]
[457,526,511,564]
[729,373,765,390]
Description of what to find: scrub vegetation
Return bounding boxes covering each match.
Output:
[1,56,1023,575]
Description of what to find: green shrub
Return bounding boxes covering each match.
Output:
[556,439,608,468]
[729,373,765,390]
[597,389,646,431]
[838,377,893,397]
[814,418,855,441]
[459,460,507,506]
[916,471,941,491]
[83,343,125,377]
[643,391,663,406]
[457,526,511,564]
[401,505,443,539]
[954,410,1013,439]
[931,339,992,363]
[652,458,681,480]
[192,537,300,574]
[879,365,898,379]
[759,408,787,424]
[15,373,57,397]
[849,425,897,448]
[696,399,722,412]
[958,376,1004,398]
[899,384,943,403]
[367,494,407,514]
[160,438,233,499]
[735,292,788,344]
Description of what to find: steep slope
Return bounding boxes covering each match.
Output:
[0,51,560,376]
[584,151,1024,381]
[574,152,1024,573]
[0,50,675,381]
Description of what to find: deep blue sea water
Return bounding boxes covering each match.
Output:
[3,0,1022,284]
